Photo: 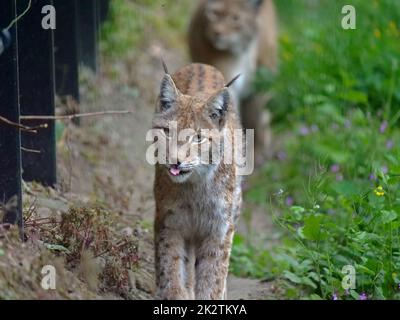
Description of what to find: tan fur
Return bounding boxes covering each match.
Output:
[152,63,242,300]
[188,0,278,157]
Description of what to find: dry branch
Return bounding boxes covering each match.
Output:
[21,146,41,154]
[0,115,46,133]
[1,110,131,133]
[20,110,132,121]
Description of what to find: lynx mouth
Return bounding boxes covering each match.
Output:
[168,165,191,177]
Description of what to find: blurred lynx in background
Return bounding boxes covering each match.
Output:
[188,0,278,161]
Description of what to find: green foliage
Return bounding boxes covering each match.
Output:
[100,0,191,60]
[231,0,400,300]
[262,0,400,123]
[230,234,274,279]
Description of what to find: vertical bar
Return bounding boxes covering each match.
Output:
[77,0,99,72]
[0,0,23,226]
[17,0,57,187]
[54,0,80,104]
[99,0,110,23]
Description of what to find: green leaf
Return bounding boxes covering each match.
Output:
[356,264,375,276]
[303,214,327,241]
[301,276,318,289]
[283,271,302,284]
[350,290,360,300]
[45,243,71,254]
[339,90,368,104]
[380,210,397,224]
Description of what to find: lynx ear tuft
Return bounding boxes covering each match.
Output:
[159,74,178,111]
[161,59,169,74]
[207,88,230,127]
[225,74,241,88]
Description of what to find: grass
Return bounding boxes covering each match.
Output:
[229,0,400,300]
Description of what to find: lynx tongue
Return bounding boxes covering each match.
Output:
[169,165,181,176]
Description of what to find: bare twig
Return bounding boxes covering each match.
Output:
[1,110,130,132]
[0,115,46,133]
[20,110,132,121]
[21,146,41,154]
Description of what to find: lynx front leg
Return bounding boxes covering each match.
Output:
[195,227,234,300]
[155,226,188,299]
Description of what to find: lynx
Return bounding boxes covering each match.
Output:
[151,63,242,299]
[188,0,278,158]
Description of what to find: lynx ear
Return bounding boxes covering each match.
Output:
[207,88,230,127]
[159,74,179,112]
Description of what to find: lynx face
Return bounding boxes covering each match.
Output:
[152,73,231,184]
[204,0,264,53]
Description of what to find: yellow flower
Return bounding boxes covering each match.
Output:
[374,186,385,197]
[374,28,381,39]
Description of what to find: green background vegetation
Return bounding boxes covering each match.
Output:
[101,0,400,300]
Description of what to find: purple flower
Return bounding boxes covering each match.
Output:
[386,139,394,150]
[369,173,377,181]
[336,174,344,181]
[299,126,310,136]
[381,165,388,174]
[332,293,338,300]
[380,121,388,134]
[285,196,294,206]
[277,150,287,161]
[359,292,368,300]
[330,164,340,173]
[241,181,250,192]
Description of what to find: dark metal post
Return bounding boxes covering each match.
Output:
[99,0,111,23]
[54,0,80,104]
[17,0,57,187]
[0,0,23,226]
[77,0,99,72]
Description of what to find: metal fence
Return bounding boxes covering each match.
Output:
[0,0,110,230]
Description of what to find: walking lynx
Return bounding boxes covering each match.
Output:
[188,0,278,158]
[152,63,242,299]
